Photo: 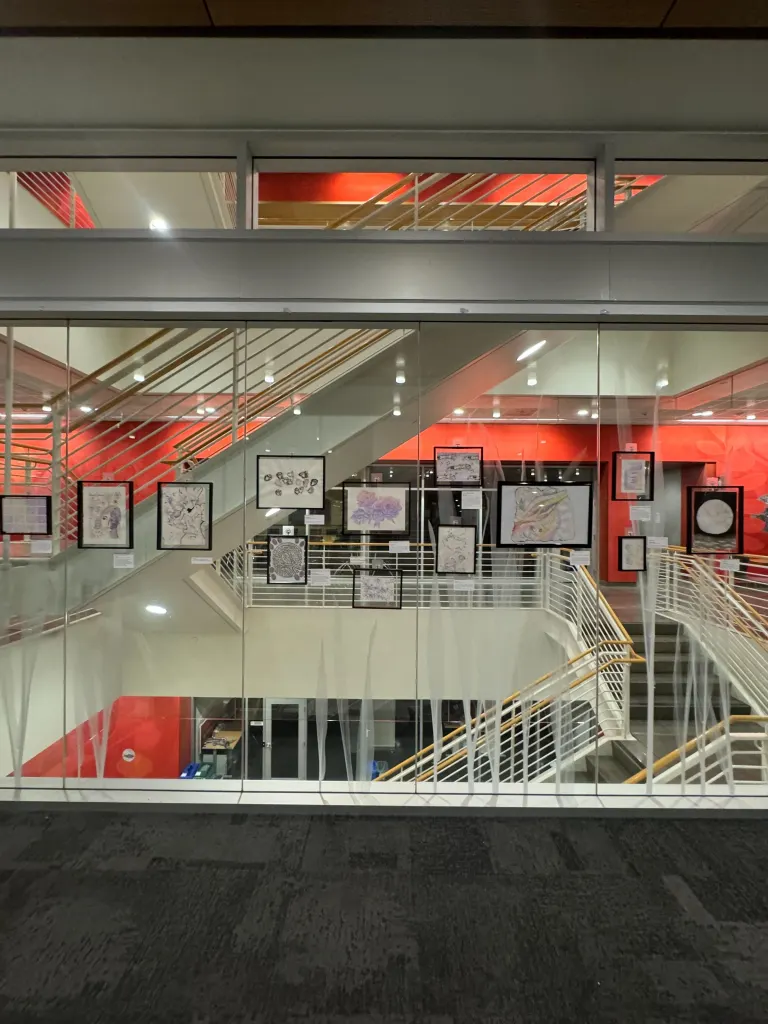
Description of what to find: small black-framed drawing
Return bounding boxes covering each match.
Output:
[352,568,404,610]
[342,481,411,535]
[612,450,655,502]
[686,485,744,555]
[433,446,483,488]
[0,494,52,536]
[618,535,647,572]
[257,455,325,510]
[267,534,308,585]
[496,481,594,549]
[77,481,134,549]
[157,481,213,551]
[436,523,478,575]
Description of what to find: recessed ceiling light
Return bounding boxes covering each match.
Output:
[145,604,167,616]
[264,373,275,384]
[527,373,538,387]
[656,376,669,389]
[453,408,464,415]
[133,372,145,383]
[746,413,757,420]
[265,448,270,452]
[204,406,215,414]
[591,412,598,419]
[293,406,302,416]
[492,410,501,418]
[316,436,320,441]
[79,405,92,414]
[577,409,589,417]
[149,216,169,233]
[196,406,205,415]
[41,404,52,413]
[516,340,547,362]
[395,372,406,385]
[393,407,402,416]
[693,410,713,417]
[327,449,333,454]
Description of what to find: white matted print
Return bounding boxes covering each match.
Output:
[352,569,403,610]
[434,446,483,487]
[157,482,213,550]
[0,494,52,536]
[436,524,477,575]
[343,483,410,534]
[618,535,647,572]
[497,482,593,549]
[77,481,133,549]
[257,455,325,510]
[267,535,308,585]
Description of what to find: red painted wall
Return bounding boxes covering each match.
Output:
[20,696,189,779]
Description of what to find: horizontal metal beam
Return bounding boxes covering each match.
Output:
[3,231,768,322]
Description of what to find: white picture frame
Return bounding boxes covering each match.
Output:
[618,535,647,572]
[267,535,308,585]
[433,446,483,487]
[77,481,133,549]
[343,483,410,535]
[436,524,477,575]
[257,455,325,510]
[496,482,594,549]
[157,482,213,551]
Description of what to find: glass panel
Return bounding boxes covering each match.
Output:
[0,165,237,229]
[255,166,591,232]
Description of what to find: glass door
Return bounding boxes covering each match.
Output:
[263,699,308,780]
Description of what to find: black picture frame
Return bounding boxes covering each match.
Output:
[436,523,478,575]
[433,446,484,488]
[496,481,594,550]
[266,534,308,585]
[612,450,655,502]
[156,481,214,551]
[0,494,53,537]
[77,480,134,550]
[352,568,404,610]
[686,485,744,555]
[342,481,411,536]
[256,454,326,510]
[618,535,647,572]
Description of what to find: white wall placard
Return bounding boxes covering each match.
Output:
[350,555,366,565]
[453,579,475,591]
[309,568,332,586]
[191,556,214,565]
[569,550,591,566]
[113,553,135,569]
[389,540,411,553]
[629,505,652,522]
[304,513,325,525]
[624,443,638,452]
[281,525,295,536]
[720,558,741,572]
[647,536,669,549]
[461,489,482,511]
[30,539,53,555]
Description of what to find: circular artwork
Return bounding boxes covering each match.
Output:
[696,498,734,536]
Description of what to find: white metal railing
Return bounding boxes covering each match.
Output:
[652,549,768,715]
[625,716,768,787]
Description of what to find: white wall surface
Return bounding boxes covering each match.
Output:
[10,324,154,378]
[0,172,62,229]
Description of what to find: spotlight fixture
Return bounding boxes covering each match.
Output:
[453,408,464,416]
[527,372,538,387]
[79,405,93,414]
[692,410,713,417]
[133,372,145,383]
[577,409,589,417]
[264,373,275,384]
[149,216,169,233]
[204,406,215,414]
[656,376,669,389]
[591,412,598,420]
[145,604,167,616]
[516,340,547,362]
[41,404,52,413]
[492,410,501,419]
[196,406,205,415]
[293,406,302,416]
[746,413,757,420]
[395,372,406,385]
[393,407,402,416]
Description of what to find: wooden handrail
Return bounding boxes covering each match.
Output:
[49,327,171,405]
[624,714,768,785]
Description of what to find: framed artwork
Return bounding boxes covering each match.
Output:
[157,482,213,551]
[436,523,477,575]
[618,535,647,572]
[497,482,594,549]
[343,482,411,535]
[257,455,325,510]
[77,481,133,549]
[612,450,655,502]
[267,535,308,585]
[687,485,744,555]
[433,446,483,487]
[0,494,52,536]
[352,568,403,610]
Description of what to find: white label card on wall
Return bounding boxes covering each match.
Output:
[350,555,366,565]
[310,569,331,586]
[30,539,53,555]
[282,525,295,536]
[629,506,652,522]
[191,556,214,565]
[304,513,325,526]
[569,550,591,567]
[454,579,475,591]
[647,536,668,549]
[720,558,741,572]
[389,541,410,553]
[113,553,134,569]
[461,490,482,510]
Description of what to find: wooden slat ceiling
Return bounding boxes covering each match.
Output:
[2,0,768,32]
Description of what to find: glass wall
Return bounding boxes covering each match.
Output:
[1,318,767,800]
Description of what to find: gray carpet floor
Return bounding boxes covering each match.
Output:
[1,810,768,1023]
